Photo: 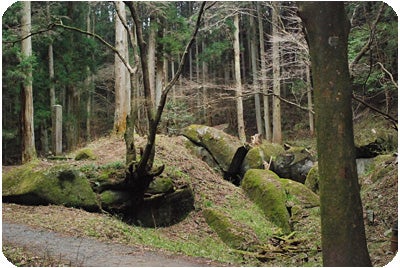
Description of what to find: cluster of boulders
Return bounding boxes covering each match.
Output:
[182,124,319,233]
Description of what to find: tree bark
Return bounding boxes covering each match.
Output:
[148,16,157,107]
[257,2,271,141]
[47,2,56,108]
[20,1,37,163]
[272,2,282,144]
[250,6,263,136]
[298,2,371,266]
[306,64,314,135]
[233,13,246,142]
[113,1,130,134]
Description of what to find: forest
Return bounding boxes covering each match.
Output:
[2,1,398,267]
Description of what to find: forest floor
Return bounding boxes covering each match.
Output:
[2,130,399,266]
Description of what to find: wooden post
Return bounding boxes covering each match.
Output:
[52,105,62,155]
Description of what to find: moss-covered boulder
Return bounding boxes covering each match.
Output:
[75,148,97,161]
[183,137,220,171]
[2,162,98,211]
[279,178,319,208]
[135,187,195,227]
[271,146,314,183]
[99,190,132,212]
[241,169,291,233]
[203,208,260,251]
[147,177,174,194]
[241,142,285,175]
[305,165,319,194]
[182,124,243,172]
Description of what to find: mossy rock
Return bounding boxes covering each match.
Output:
[135,187,195,227]
[182,124,243,172]
[75,148,97,161]
[241,169,291,233]
[147,177,174,194]
[304,165,319,194]
[271,146,314,183]
[279,178,319,208]
[2,163,98,211]
[241,142,285,175]
[203,207,260,251]
[99,190,133,212]
[183,137,220,171]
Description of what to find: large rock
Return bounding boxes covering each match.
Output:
[3,162,194,227]
[240,142,285,175]
[271,146,314,183]
[279,178,319,209]
[181,125,243,172]
[183,137,220,171]
[203,207,260,251]
[241,169,319,234]
[2,162,98,211]
[241,169,291,234]
[134,187,195,227]
[304,165,319,194]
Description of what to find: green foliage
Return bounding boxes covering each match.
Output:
[348,2,398,97]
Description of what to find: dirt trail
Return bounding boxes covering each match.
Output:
[2,221,215,267]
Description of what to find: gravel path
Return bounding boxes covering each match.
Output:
[2,222,214,267]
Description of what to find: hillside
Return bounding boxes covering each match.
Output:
[2,129,398,266]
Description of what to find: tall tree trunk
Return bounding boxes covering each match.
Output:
[148,16,157,106]
[272,2,282,144]
[306,64,314,135]
[298,2,371,266]
[46,2,56,108]
[201,38,209,124]
[20,1,36,163]
[234,13,246,142]
[48,47,55,107]
[250,6,263,136]
[113,1,130,134]
[85,2,94,141]
[258,2,271,141]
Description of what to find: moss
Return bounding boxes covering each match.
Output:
[182,125,242,171]
[285,147,313,164]
[369,154,397,183]
[181,124,203,144]
[75,148,97,161]
[100,190,131,208]
[203,208,260,251]
[3,164,98,211]
[147,177,174,194]
[241,142,285,172]
[305,165,319,194]
[241,169,291,234]
[279,178,319,208]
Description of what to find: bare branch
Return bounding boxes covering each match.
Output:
[376,62,398,89]
[352,94,398,130]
